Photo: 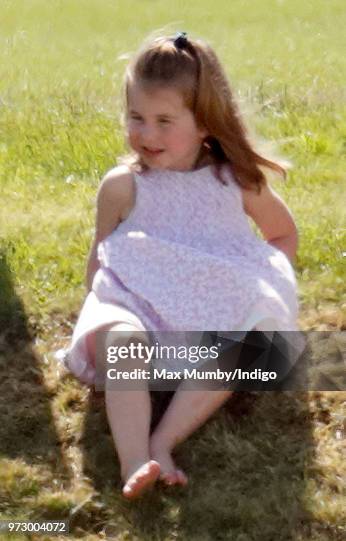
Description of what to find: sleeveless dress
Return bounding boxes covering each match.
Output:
[65,164,303,384]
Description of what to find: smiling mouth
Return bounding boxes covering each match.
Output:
[142,147,164,155]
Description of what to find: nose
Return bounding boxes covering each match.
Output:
[138,123,159,145]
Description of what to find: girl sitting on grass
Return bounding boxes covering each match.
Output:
[64,31,300,499]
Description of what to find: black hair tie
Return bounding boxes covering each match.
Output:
[173,31,188,49]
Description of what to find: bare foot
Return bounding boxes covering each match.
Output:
[150,445,188,487]
[122,460,161,499]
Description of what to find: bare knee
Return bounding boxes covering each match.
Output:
[104,322,149,349]
[96,322,151,376]
[86,322,148,368]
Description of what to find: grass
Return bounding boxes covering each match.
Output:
[0,0,345,539]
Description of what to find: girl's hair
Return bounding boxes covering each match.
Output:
[120,33,287,193]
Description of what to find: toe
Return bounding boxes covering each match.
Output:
[176,469,188,486]
[159,471,178,486]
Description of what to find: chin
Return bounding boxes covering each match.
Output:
[141,156,167,169]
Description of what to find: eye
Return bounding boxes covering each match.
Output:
[158,118,171,124]
[130,114,143,121]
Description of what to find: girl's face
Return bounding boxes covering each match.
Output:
[126,80,207,171]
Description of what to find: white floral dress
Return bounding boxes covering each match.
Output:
[65,164,303,384]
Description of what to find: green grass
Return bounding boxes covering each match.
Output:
[0,1,345,539]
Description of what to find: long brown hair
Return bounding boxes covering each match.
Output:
[120,33,287,193]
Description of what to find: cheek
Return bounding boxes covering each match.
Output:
[127,125,140,147]
[167,127,201,150]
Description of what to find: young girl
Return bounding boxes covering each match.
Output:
[64,31,301,499]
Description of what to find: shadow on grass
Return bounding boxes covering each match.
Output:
[77,334,331,541]
[0,249,70,495]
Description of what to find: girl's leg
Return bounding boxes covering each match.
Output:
[150,385,233,485]
[97,323,160,499]
[150,327,260,485]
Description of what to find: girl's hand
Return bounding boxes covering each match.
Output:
[241,183,298,263]
[86,166,135,291]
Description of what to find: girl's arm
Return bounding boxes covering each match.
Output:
[241,183,298,263]
[86,166,134,291]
